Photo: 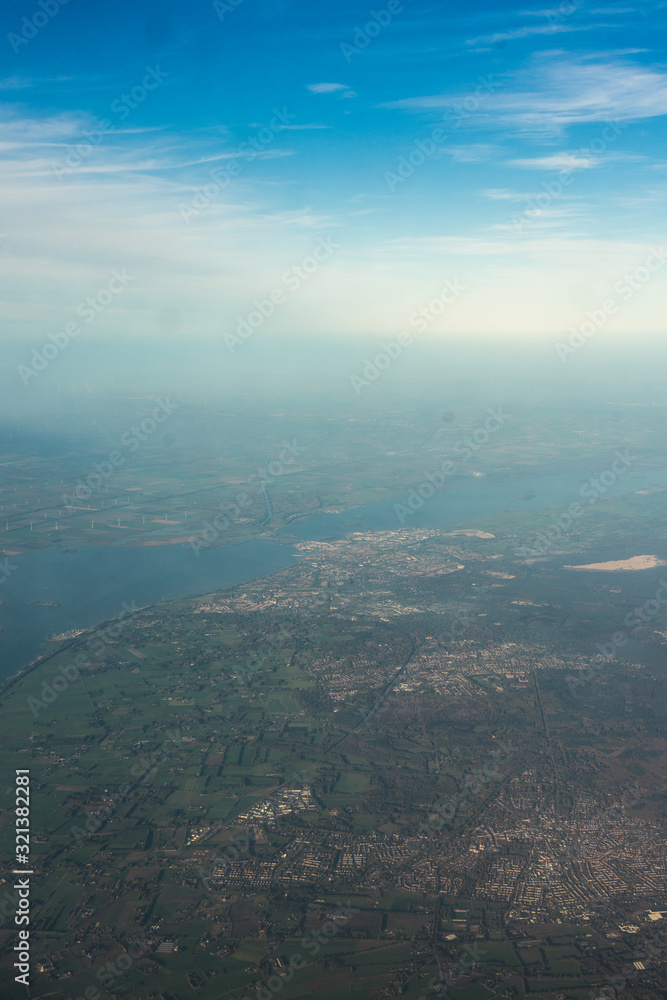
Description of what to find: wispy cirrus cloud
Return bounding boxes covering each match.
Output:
[0,107,341,346]
[518,6,635,14]
[307,82,356,98]
[445,144,500,163]
[307,82,348,93]
[465,22,607,47]
[380,233,662,259]
[385,55,667,137]
[0,77,34,91]
[0,75,75,90]
[507,151,645,169]
[481,188,523,200]
[507,152,600,169]
[278,123,332,130]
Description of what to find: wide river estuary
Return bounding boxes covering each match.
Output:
[2,465,666,683]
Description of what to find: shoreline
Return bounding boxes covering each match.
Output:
[0,604,150,705]
[0,539,301,698]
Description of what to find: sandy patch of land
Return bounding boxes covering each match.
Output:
[445,529,495,539]
[564,555,667,572]
[423,565,465,577]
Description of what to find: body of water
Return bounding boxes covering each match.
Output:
[286,465,667,538]
[0,539,297,684]
[2,463,665,682]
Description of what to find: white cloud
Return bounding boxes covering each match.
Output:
[0,75,74,89]
[519,6,634,14]
[0,109,342,347]
[379,234,661,259]
[507,152,600,170]
[465,23,600,46]
[385,55,667,136]
[307,82,356,99]
[0,77,33,90]
[480,188,518,200]
[479,188,552,200]
[307,83,347,94]
[278,123,332,130]
[2,93,665,348]
[490,205,588,232]
[582,48,650,56]
[445,144,499,163]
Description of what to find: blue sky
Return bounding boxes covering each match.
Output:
[2,0,667,353]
